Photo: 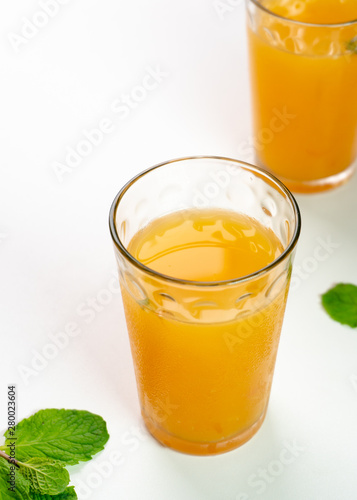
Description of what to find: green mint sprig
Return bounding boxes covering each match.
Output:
[0,458,31,499]
[0,456,75,499]
[346,37,357,54]
[321,283,357,328]
[0,409,110,499]
[28,487,77,500]
[1,409,109,465]
[17,458,70,496]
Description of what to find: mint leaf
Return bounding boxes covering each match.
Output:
[30,486,77,499]
[18,458,69,496]
[2,409,109,465]
[347,37,357,54]
[0,457,32,499]
[322,283,357,327]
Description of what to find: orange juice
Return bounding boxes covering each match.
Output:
[247,0,357,192]
[120,209,290,455]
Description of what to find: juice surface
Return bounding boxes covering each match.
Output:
[121,209,289,454]
[129,209,283,281]
[265,0,357,23]
[248,0,357,191]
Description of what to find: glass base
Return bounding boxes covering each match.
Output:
[258,161,355,194]
[142,407,268,456]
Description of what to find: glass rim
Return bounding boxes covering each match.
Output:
[247,0,357,28]
[109,156,301,288]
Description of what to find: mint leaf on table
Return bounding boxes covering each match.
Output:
[322,283,357,327]
[0,457,32,499]
[18,458,70,496]
[30,486,78,499]
[2,409,109,465]
[0,408,109,499]
[0,457,76,500]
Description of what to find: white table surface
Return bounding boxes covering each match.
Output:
[1,1,357,499]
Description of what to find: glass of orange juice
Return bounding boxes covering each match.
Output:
[109,157,300,455]
[246,0,357,193]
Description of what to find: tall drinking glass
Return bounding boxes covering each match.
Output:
[246,0,357,192]
[109,157,301,455]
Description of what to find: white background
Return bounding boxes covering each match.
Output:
[1,1,357,499]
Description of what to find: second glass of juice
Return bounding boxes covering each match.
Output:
[246,0,357,193]
[109,157,301,455]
